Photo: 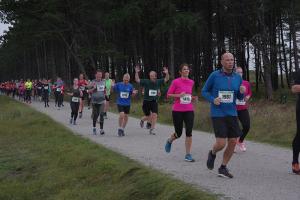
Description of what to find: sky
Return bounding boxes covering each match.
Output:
[0,22,10,35]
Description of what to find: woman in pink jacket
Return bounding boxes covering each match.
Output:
[164,63,197,162]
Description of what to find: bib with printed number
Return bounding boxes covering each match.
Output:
[72,97,79,102]
[120,92,129,99]
[97,85,105,92]
[149,90,157,96]
[44,86,49,90]
[218,91,234,103]
[79,86,85,91]
[38,87,42,90]
[56,88,61,92]
[180,94,192,104]
[236,99,246,106]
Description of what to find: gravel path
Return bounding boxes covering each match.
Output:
[29,101,300,200]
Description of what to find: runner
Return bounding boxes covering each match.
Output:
[36,79,43,101]
[88,70,106,135]
[164,64,197,162]
[291,71,300,175]
[42,78,50,107]
[24,78,33,103]
[87,80,92,110]
[135,65,169,135]
[66,78,83,125]
[53,77,64,110]
[235,67,252,152]
[113,73,137,136]
[202,52,246,178]
[78,73,89,118]
[104,72,113,119]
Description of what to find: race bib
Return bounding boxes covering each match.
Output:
[56,88,61,92]
[149,90,157,96]
[96,85,105,92]
[79,86,85,91]
[72,97,79,102]
[180,94,192,104]
[120,92,129,99]
[218,91,234,103]
[44,86,49,90]
[38,87,42,90]
[236,99,246,106]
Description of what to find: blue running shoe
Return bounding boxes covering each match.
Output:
[92,127,96,135]
[185,154,195,162]
[165,139,172,153]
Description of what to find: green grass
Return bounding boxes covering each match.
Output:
[110,95,297,148]
[0,95,216,200]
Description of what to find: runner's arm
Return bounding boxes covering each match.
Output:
[201,74,215,103]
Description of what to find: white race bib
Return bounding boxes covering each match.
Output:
[72,97,79,102]
[56,88,61,92]
[44,86,48,90]
[97,85,105,92]
[38,87,42,89]
[218,91,234,103]
[79,86,85,91]
[180,94,192,104]
[120,92,129,99]
[236,99,246,106]
[149,90,157,96]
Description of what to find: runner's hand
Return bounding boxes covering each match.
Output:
[179,92,186,97]
[240,85,246,94]
[214,97,221,105]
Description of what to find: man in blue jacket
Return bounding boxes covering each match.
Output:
[202,52,246,178]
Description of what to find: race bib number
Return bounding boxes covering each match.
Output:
[236,99,246,106]
[180,94,192,104]
[218,91,234,103]
[149,90,157,96]
[44,86,48,90]
[56,88,61,92]
[120,92,129,99]
[72,97,79,102]
[38,87,42,90]
[97,85,105,92]
[79,86,85,91]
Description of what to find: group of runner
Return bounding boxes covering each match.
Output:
[2,52,300,178]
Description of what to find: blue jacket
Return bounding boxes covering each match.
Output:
[201,69,244,117]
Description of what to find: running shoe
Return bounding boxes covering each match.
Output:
[104,112,108,119]
[292,163,300,175]
[238,142,246,152]
[207,150,216,170]
[165,139,172,153]
[92,127,97,135]
[149,128,156,135]
[69,118,73,124]
[121,129,125,136]
[185,154,195,162]
[79,112,82,119]
[218,166,234,178]
[100,129,105,135]
[140,120,144,128]
[117,129,122,137]
[146,122,151,129]
[73,121,77,125]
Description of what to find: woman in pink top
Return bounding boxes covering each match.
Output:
[164,63,197,162]
[235,67,252,152]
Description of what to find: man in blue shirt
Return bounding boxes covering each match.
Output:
[114,73,137,137]
[202,52,246,178]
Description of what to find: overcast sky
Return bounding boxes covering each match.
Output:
[0,22,10,35]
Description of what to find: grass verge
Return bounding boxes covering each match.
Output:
[0,95,216,200]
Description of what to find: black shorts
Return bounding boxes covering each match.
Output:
[105,95,111,101]
[117,105,130,114]
[212,116,241,138]
[142,100,158,116]
[172,111,194,138]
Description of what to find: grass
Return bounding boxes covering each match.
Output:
[110,93,297,148]
[0,95,216,200]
